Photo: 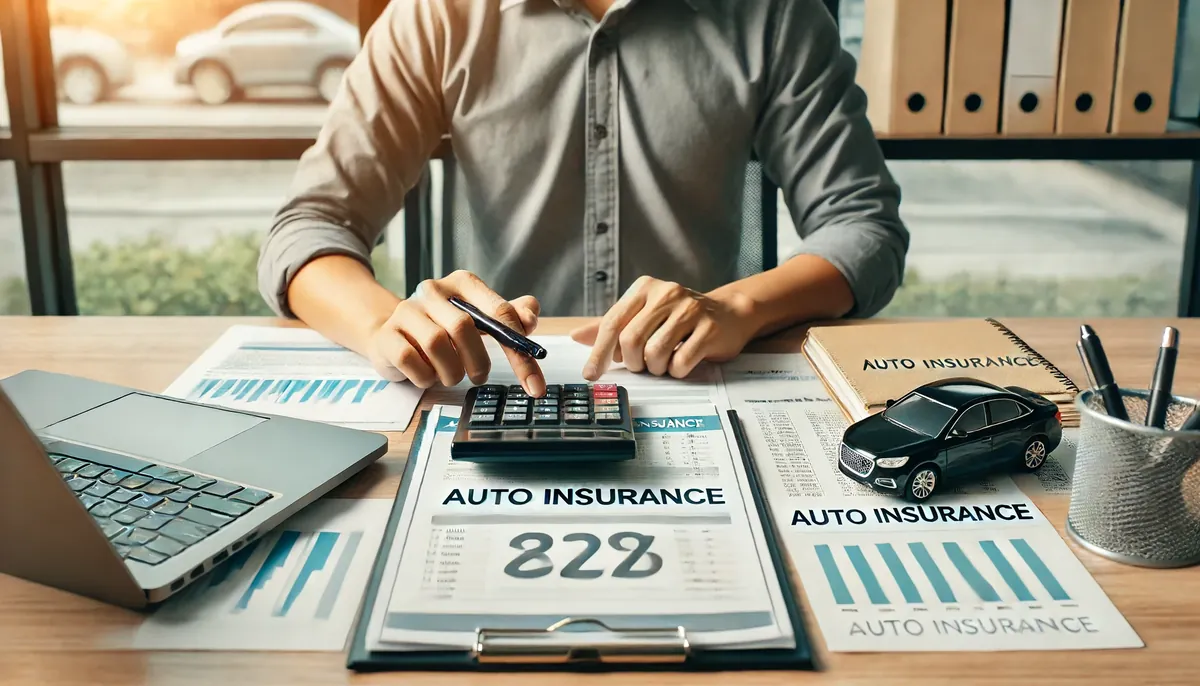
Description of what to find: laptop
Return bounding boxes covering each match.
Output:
[0,369,388,609]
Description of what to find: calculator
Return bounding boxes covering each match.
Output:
[450,383,636,463]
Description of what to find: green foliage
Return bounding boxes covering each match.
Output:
[0,232,1179,318]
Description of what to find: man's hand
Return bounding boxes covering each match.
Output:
[368,270,545,395]
[572,276,759,380]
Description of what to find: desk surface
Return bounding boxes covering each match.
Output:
[1,316,1198,686]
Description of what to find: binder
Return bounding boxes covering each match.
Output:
[1001,0,1065,134]
[858,0,948,135]
[943,0,1006,135]
[1171,0,1200,122]
[346,410,814,671]
[1112,0,1182,134]
[1055,0,1121,134]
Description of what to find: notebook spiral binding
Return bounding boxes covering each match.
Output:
[985,318,1080,393]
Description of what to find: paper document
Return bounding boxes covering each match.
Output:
[128,498,392,651]
[164,325,423,431]
[719,354,1141,652]
[461,335,723,407]
[364,404,795,652]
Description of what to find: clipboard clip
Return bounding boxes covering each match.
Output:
[473,618,691,664]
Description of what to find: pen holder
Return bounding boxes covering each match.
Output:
[1068,388,1200,567]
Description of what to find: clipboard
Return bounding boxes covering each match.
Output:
[346,409,815,671]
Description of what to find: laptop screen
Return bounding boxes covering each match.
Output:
[41,393,266,465]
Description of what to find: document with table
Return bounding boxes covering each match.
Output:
[720,354,1141,652]
[350,403,806,668]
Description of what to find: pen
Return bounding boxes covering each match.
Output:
[449,296,547,360]
[1079,324,1129,422]
[1076,340,1097,391]
[1145,327,1178,428]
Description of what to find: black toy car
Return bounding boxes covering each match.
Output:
[838,378,1064,502]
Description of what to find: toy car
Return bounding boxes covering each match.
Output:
[838,377,1064,502]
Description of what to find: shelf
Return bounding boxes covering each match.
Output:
[875,131,1200,161]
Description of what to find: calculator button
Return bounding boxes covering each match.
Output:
[480,385,504,393]
[533,415,560,424]
[595,413,622,424]
[565,398,589,406]
[592,390,618,399]
[593,398,619,406]
[565,384,589,393]
[543,385,561,395]
[565,412,591,424]
[534,398,558,406]
[502,413,529,425]
[505,398,530,406]
[470,414,497,426]
[474,398,499,408]
[534,406,559,414]
[593,383,617,392]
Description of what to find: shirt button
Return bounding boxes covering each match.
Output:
[596,222,609,234]
[594,271,608,283]
[594,124,608,140]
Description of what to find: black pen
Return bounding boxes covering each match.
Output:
[449,296,547,360]
[1145,327,1179,428]
[1079,324,1129,421]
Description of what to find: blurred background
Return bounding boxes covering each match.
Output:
[0,0,1193,317]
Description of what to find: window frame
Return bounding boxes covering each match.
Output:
[4,0,1200,316]
[984,398,1031,427]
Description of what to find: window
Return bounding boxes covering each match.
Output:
[952,404,988,435]
[777,160,1187,317]
[60,160,404,316]
[48,1,359,126]
[883,393,956,437]
[0,163,27,314]
[228,16,318,34]
[987,399,1027,425]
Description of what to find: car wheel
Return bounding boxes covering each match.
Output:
[58,58,108,105]
[191,61,235,106]
[906,465,939,503]
[315,60,349,103]
[1021,436,1049,471]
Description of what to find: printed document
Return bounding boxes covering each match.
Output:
[127,498,392,651]
[164,325,422,431]
[719,354,1141,652]
[364,404,795,652]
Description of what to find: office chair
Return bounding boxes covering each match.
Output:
[398,142,780,298]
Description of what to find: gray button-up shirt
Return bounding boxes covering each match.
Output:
[259,0,908,318]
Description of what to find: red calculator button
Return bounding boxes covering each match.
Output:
[592,391,618,399]
[592,384,617,392]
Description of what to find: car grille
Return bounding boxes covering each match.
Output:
[840,444,874,477]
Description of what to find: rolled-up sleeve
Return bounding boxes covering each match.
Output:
[258,0,450,317]
[752,0,910,318]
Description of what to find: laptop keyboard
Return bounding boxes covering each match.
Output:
[50,454,273,566]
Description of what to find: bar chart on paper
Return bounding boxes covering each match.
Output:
[164,326,422,430]
[131,499,391,651]
[794,530,1142,651]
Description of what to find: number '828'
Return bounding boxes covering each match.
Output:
[503,531,663,580]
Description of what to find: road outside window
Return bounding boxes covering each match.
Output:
[58,161,407,316]
[48,0,359,127]
[0,163,27,314]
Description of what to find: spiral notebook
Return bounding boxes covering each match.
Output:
[802,318,1080,426]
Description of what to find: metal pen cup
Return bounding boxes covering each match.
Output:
[1067,388,1200,567]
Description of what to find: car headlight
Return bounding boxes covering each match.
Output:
[875,456,909,468]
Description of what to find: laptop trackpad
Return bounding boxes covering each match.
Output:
[41,393,266,465]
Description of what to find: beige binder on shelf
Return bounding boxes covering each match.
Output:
[858,0,948,135]
[1111,0,1181,134]
[943,0,1006,135]
[1001,0,1065,134]
[1056,0,1121,134]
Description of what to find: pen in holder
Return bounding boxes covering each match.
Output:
[1068,388,1200,567]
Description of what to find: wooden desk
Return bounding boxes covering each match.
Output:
[1,316,1198,686]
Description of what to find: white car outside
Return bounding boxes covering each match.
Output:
[52,26,134,105]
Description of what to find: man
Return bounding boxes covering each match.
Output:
[258,0,908,398]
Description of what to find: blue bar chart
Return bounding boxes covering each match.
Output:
[798,530,1143,651]
[190,377,391,406]
[813,538,1069,607]
[132,499,390,651]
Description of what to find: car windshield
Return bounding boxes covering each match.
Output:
[882,393,956,437]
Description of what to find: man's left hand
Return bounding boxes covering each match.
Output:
[571,276,759,380]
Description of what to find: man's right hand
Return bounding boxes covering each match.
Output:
[366,270,545,396]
